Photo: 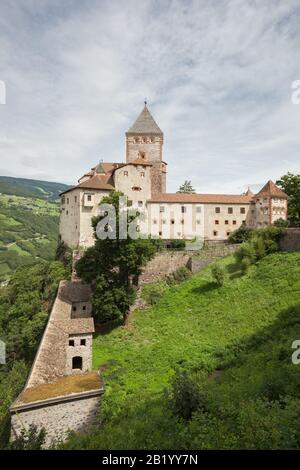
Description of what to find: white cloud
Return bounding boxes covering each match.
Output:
[0,0,300,191]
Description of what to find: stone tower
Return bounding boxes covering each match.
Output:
[125,102,166,195]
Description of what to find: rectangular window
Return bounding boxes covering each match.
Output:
[240,207,245,214]
[181,206,186,213]
[87,195,92,202]
[153,219,157,224]
[82,305,86,311]
[196,207,201,213]
[215,207,220,213]
[140,172,145,177]
[62,196,65,204]
[80,339,86,346]
[226,231,231,236]
[213,230,218,236]
[228,207,233,214]
[215,220,219,225]
[233,220,237,225]
[196,220,201,225]
[124,171,128,176]
[138,201,143,207]
[74,196,77,203]
[69,339,75,347]
[171,219,175,225]
[159,206,165,213]
[225,220,229,225]
[67,198,69,204]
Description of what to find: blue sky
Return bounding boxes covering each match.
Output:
[0,0,300,193]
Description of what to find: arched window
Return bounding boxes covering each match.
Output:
[72,356,82,370]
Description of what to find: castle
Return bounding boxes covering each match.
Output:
[59,103,288,247]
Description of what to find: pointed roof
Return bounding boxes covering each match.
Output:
[256,180,288,198]
[245,187,254,196]
[126,103,163,135]
[95,161,105,174]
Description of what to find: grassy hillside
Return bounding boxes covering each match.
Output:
[0,176,69,201]
[63,251,300,449]
[0,194,59,281]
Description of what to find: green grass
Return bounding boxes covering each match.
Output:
[0,195,59,280]
[62,251,300,449]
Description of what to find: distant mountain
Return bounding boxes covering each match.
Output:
[0,176,70,201]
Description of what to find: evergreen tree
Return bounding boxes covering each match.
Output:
[177,180,196,194]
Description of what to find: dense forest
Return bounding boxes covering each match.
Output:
[0,261,70,447]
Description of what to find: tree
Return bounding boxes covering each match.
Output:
[211,264,226,287]
[76,192,161,323]
[177,180,196,194]
[276,172,300,226]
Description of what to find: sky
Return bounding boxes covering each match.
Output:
[0,0,300,194]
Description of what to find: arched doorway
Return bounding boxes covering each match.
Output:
[72,356,82,370]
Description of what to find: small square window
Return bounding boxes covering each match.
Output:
[171,219,175,225]
[225,220,229,225]
[87,195,92,202]
[69,339,75,347]
[72,306,77,312]
[140,172,145,177]
[215,220,219,225]
[196,219,201,224]
[240,207,245,214]
[226,231,231,236]
[159,206,165,213]
[233,220,237,225]
[215,207,220,214]
[80,339,86,346]
[228,207,233,214]
[213,231,218,236]
[124,171,128,176]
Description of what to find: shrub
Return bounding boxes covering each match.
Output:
[165,266,191,285]
[211,264,226,287]
[241,257,251,274]
[274,218,289,228]
[168,369,208,420]
[235,242,256,264]
[168,239,186,250]
[228,226,254,243]
[141,282,169,305]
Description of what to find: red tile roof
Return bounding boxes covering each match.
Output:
[255,180,287,198]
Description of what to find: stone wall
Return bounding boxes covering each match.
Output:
[279,228,300,252]
[138,251,190,285]
[10,392,102,448]
[188,243,239,273]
